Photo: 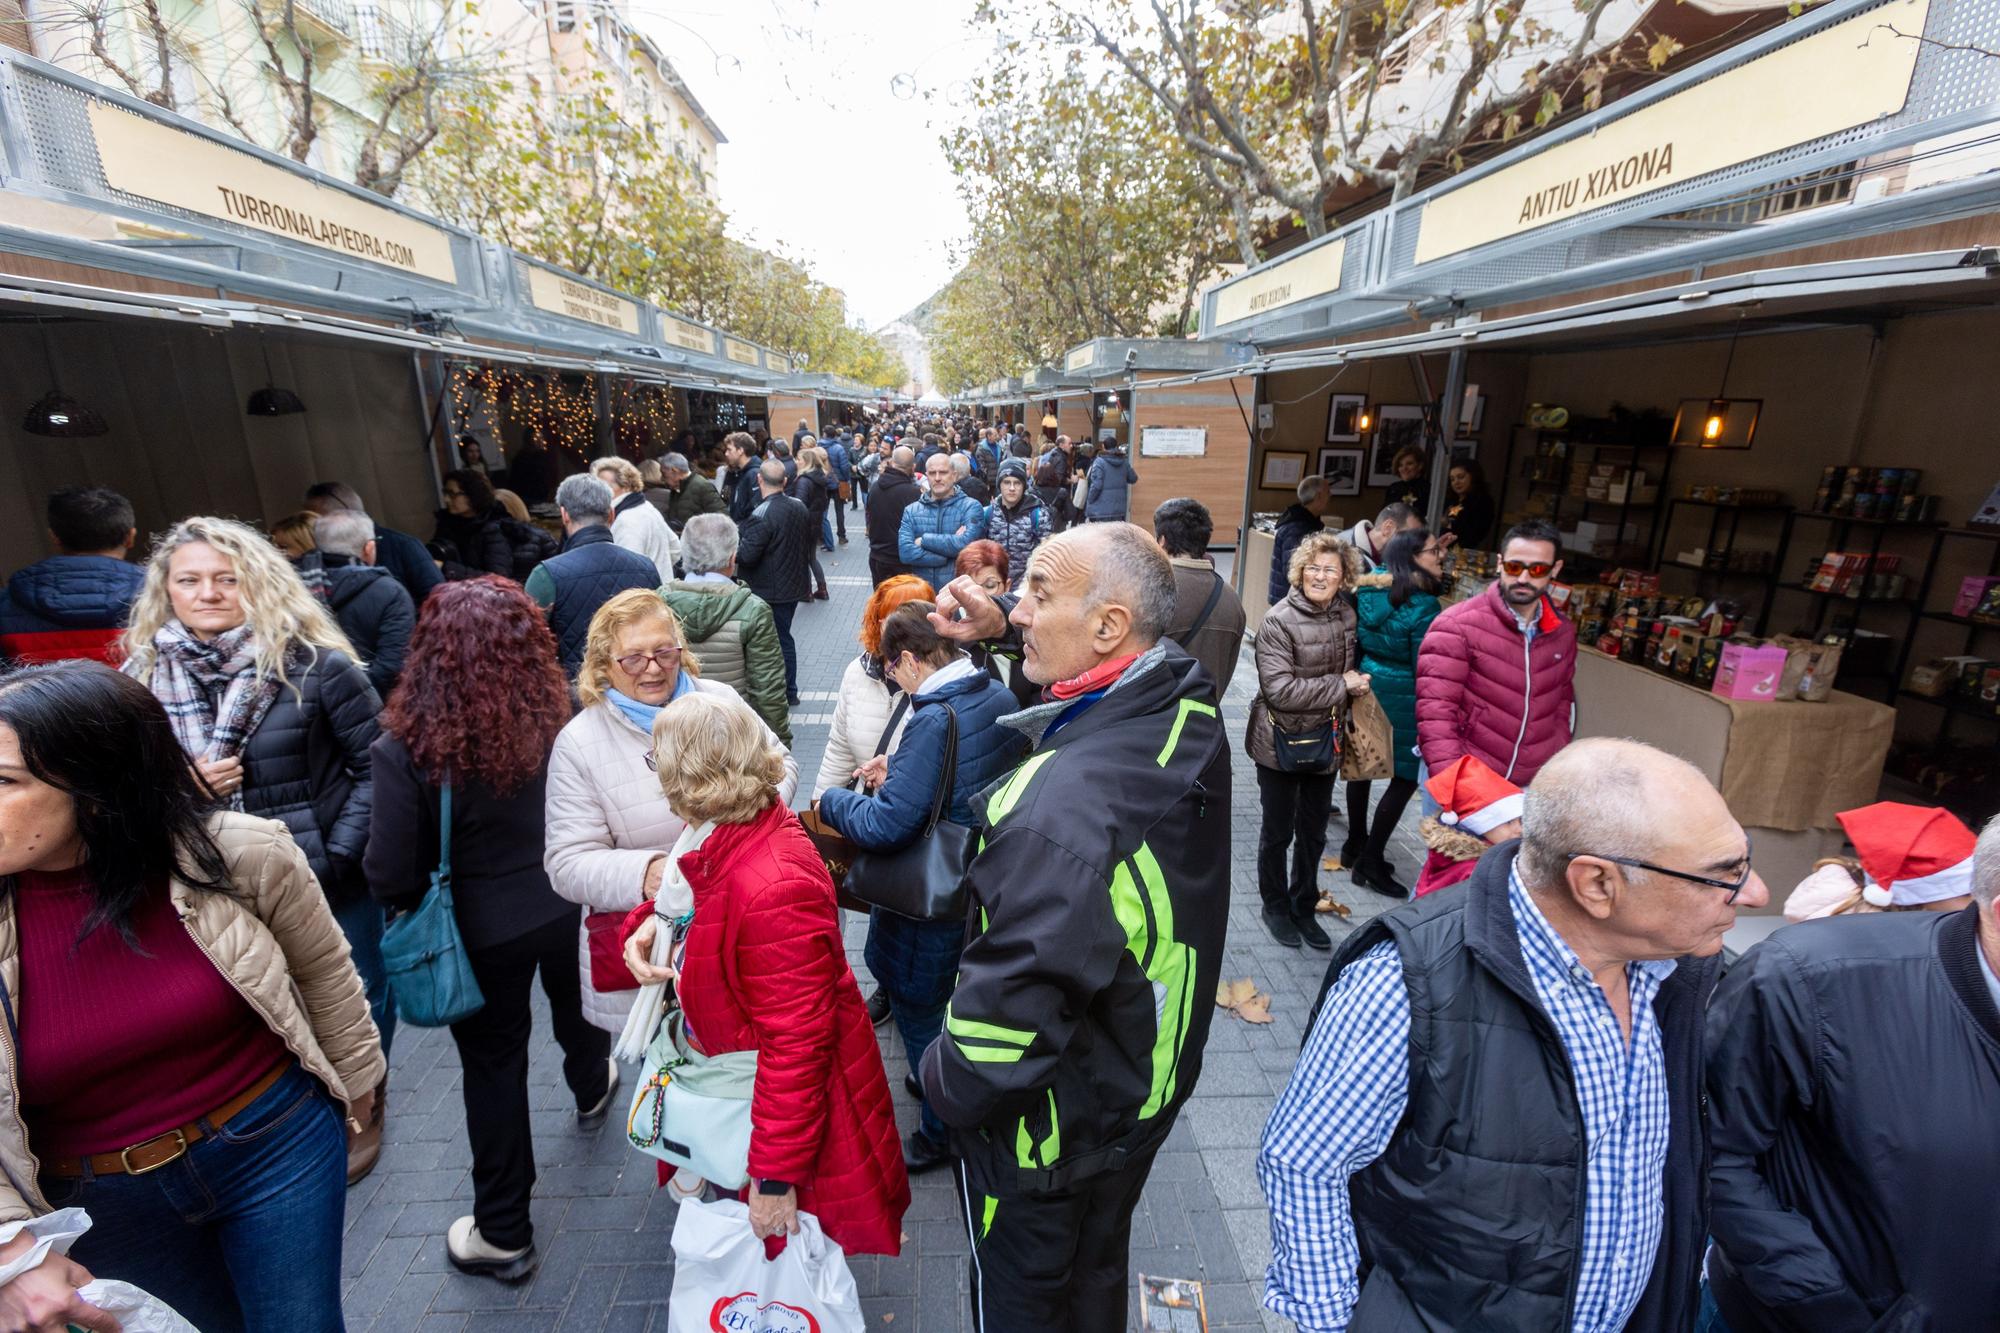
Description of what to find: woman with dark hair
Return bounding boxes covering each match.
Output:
[0,660,384,1332]
[817,603,1027,1174]
[432,470,556,581]
[365,578,606,1281]
[1387,445,1430,515]
[1438,458,1495,550]
[1345,526,1445,897]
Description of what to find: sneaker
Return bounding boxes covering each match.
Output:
[1294,913,1333,951]
[575,1058,621,1132]
[1261,906,1303,948]
[446,1216,538,1282]
[902,1130,953,1175]
[865,987,893,1026]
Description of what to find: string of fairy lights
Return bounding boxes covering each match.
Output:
[445,362,681,461]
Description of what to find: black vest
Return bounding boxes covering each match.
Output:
[543,525,659,675]
[1310,845,1716,1333]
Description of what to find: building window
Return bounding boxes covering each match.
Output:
[1664,161,1859,226]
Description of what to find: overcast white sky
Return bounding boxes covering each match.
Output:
[630,0,991,330]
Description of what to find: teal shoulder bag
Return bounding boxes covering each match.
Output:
[380,783,485,1027]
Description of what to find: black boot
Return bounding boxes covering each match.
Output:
[1261,905,1303,948]
[1353,854,1411,899]
[1292,909,1333,950]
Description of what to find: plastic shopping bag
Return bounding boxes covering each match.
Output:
[666,1197,864,1333]
[0,1208,197,1332]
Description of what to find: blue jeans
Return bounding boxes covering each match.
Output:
[43,1063,348,1333]
[332,891,396,1061]
[865,911,962,1145]
[821,513,836,551]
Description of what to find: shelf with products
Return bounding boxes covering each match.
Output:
[1502,421,1676,579]
[1892,526,2000,751]
[1898,689,2000,724]
[1651,495,1790,622]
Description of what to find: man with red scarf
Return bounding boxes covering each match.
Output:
[923,524,1232,1333]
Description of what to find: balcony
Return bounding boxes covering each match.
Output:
[259,0,357,46]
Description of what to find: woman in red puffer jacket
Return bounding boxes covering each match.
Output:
[621,692,909,1257]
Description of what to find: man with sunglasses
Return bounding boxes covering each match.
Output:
[1702,810,2000,1333]
[1263,738,1764,1333]
[1415,518,1577,789]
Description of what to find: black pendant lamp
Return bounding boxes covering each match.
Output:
[246,334,306,416]
[22,321,108,438]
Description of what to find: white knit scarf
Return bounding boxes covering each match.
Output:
[613,818,717,1061]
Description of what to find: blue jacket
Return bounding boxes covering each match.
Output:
[897,487,987,579]
[0,555,144,664]
[526,525,661,677]
[825,440,852,483]
[819,666,1028,850]
[1085,447,1138,521]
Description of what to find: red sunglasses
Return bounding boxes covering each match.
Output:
[1499,560,1555,578]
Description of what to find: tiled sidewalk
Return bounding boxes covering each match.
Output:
[350,536,1420,1331]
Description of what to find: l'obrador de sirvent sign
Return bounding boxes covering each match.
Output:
[1412,0,1931,265]
[86,102,458,283]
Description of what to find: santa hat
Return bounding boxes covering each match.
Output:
[1426,756,1524,838]
[1836,801,1977,908]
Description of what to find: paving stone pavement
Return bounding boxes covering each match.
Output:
[353,532,1425,1332]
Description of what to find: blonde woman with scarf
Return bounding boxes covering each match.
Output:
[120,516,391,1181]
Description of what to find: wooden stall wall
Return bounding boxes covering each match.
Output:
[766,393,820,442]
[1128,373,1255,542]
[1058,396,1094,443]
[0,319,435,573]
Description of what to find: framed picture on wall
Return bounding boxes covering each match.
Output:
[1262,451,1309,489]
[1368,405,1426,485]
[1327,393,1368,442]
[1318,448,1363,496]
[1457,393,1486,437]
[1449,441,1479,465]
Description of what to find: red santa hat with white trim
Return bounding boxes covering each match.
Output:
[1427,756,1524,838]
[1835,801,1977,908]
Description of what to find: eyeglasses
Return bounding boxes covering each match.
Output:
[615,647,682,675]
[1301,564,1343,579]
[1575,837,1755,903]
[1500,560,1555,578]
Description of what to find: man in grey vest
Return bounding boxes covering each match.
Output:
[1260,738,1767,1333]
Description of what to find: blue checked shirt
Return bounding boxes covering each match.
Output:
[1259,866,1678,1332]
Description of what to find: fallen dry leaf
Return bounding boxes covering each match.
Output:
[1322,855,1342,872]
[1235,992,1274,1024]
[1216,977,1276,1024]
[1215,977,1259,1009]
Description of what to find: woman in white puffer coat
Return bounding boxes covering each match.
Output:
[545,590,798,1032]
[810,575,935,801]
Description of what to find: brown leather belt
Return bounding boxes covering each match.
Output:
[44,1062,291,1178]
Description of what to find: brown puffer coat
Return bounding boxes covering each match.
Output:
[0,812,385,1221]
[1247,587,1359,772]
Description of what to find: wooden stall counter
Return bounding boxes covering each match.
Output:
[1572,647,1895,915]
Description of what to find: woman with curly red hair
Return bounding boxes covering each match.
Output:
[363,577,610,1283]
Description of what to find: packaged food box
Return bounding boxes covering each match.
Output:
[1712,643,1788,701]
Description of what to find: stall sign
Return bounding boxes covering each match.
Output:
[1065,344,1096,371]
[522,265,641,334]
[87,102,457,283]
[1413,0,1930,263]
[1142,426,1208,458]
[1210,236,1346,328]
[662,315,716,355]
[724,338,760,366]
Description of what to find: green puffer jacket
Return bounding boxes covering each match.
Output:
[1354,574,1441,782]
[660,580,792,747]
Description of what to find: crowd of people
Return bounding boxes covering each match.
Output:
[0,414,1992,1333]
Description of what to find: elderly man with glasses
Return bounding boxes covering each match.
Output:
[1261,736,1767,1333]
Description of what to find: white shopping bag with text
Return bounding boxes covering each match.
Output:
[666,1197,864,1333]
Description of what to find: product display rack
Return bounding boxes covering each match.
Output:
[1651,497,1791,619]
[1893,526,2000,750]
[1504,425,1676,576]
[1755,510,1943,703]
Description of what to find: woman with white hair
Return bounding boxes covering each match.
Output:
[120,516,391,1180]
[591,455,681,584]
[659,513,792,746]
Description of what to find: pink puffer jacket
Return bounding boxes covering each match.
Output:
[1415,583,1576,786]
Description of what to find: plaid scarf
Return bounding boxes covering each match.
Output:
[141,621,286,808]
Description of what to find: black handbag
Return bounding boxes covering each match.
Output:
[844,703,974,922]
[1266,696,1339,773]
